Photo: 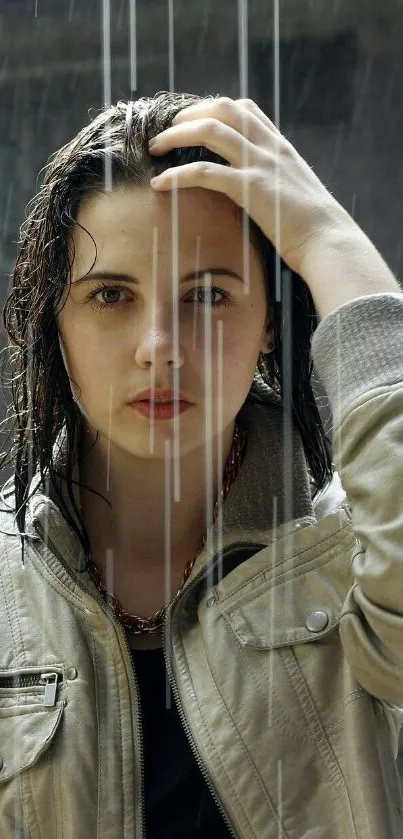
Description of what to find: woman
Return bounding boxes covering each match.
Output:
[0,92,402,838]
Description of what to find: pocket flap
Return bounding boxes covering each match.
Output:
[0,703,64,782]
[223,539,354,649]
[227,594,339,649]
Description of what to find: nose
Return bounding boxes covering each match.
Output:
[134,313,185,370]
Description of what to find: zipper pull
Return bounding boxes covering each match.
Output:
[40,672,59,707]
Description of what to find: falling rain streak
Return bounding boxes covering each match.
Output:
[102,0,112,190]
[149,225,159,455]
[129,0,137,95]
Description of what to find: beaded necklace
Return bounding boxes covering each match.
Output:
[86,422,248,634]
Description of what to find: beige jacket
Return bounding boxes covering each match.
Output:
[0,292,403,838]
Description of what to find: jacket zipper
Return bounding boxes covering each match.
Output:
[33,519,255,838]
[32,520,145,839]
[163,553,242,839]
[0,670,62,706]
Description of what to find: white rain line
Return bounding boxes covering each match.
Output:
[268,494,278,728]
[149,225,159,455]
[168,0,175,92]
[171,179,181,502]
[274,0,294,620]
[129,0,137,95]
[334,311,342,470]
[203,315,224,619]
[277,759,283,837]
[192,236,201,351]
[282,269,294,623]
[204,274,214,559]
[282,270,293,525]
[106,383,113,492]
[42,471,51,657]
[238,0,248,99]
[273,0,281,303]
[102,0,112,191]
[238,0,250,300]
[164,439,172,710]
[106,547,115,601]
[214,319,225,585]
[105,546,116,794]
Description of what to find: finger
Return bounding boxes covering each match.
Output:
[236,98,282,136]
[171,96,273,147]
[150,161,253,213]
[150,116,262,171]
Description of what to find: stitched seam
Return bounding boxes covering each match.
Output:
[344,687,366,703]
[219,519,353,603]
[174,630,262,839]
[50,751,59,839]
[206,648,291,839]
[222,614,311,744]
[280,647,358,836]
[1,537,26,670]
[224,549,347,615]
[114,636,125,837]
[56,738,64,839]
[92,617,126,837]
[17,770,32,838]
[87,623,101,838]
[25,763,44,839]
[29,542,95,614]
[176,622,292,839]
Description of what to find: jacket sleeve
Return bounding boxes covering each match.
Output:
[310,292,403,713]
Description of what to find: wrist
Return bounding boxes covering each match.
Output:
[297,212,401,321]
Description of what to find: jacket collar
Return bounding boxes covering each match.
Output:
[23,390,344,583]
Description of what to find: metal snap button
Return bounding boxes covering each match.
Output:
[206,596,216,608]
[66,667,78,681]
[306,610,329,632]
[0,756,3,771]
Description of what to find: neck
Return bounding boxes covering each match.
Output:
[78,421,237,567]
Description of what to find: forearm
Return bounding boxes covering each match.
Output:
[299,209,402,321]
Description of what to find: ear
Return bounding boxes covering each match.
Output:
[259,322,275,354]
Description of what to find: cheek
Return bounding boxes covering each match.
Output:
[216,336,259,384]
[65,334,119,392]
[220,325,261,362]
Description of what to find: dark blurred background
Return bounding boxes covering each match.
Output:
[1,0,403,377]
[0,0,402,770]
[1,0,403,415]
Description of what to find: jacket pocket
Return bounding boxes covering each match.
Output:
[0,700,64,782]
[214,534,360,740]
[0,667,66,839]
[0,666,65,779]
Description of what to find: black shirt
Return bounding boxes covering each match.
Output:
[130,646,233,838]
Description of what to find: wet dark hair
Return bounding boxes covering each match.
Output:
[1,91,333,559]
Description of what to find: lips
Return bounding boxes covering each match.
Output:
[131,389,193,403]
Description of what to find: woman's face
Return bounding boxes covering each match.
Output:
[57,183,273,460]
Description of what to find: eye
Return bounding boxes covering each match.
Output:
[89,284,132,310]
[87,283,232,311]
[186,286,231,308]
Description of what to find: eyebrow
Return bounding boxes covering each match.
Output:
[72,268,244,286]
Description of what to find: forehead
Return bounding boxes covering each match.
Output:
[71,184,251,271]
